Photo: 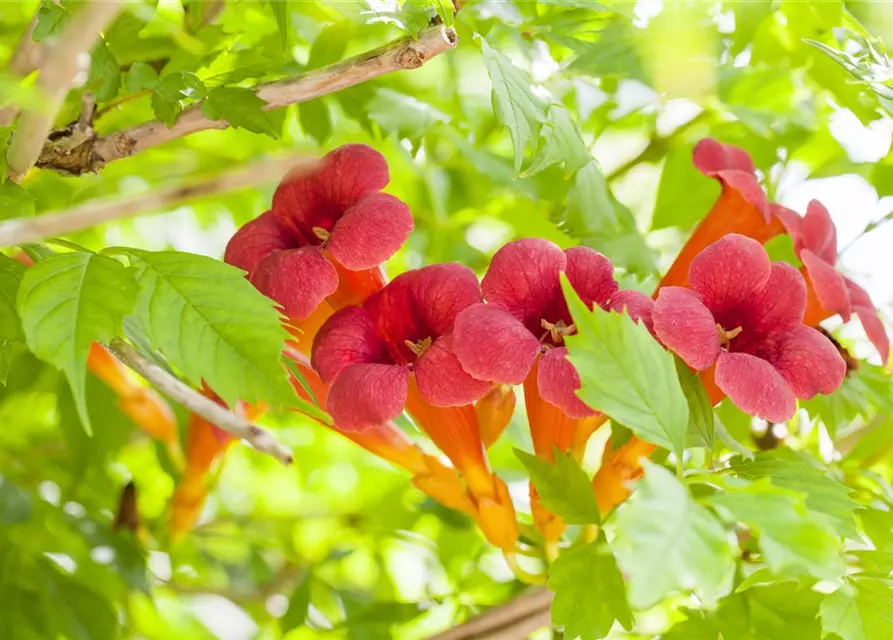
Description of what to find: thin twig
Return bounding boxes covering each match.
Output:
[0,153,316,248]
[36,24,459,175]
[6,0,124,180]
[0,14,44,127]
[606,111,708,183]
[107,338,294,465]
[429,589,552,640]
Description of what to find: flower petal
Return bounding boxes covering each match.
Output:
[761,326,846,399]
[224,211,294,274]
[564,246,618,310]
[249,247,338,320]
[855,306,890,366]
[481,238,566,332]
[652,287,720,370]
[609,289,655,335]
[771,204,802,237]
[537,347,597,418]
[802,250,851,321]
[797,200,837,264]
[693,138,768,219]
[326,363,409,431]
[743,262,806,336]
[327,193,413,270]
[311,306,390,383]
[689,233,771,315]
[272,144,390,240]
[714,351,796,423]
[452,303,540,384]
[415,334,491,406]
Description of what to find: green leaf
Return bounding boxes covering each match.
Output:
[0,181,36,219]
[151,72,207,126]
[729,450,860,538]
[202,87,278,137]
[523,104,592,177]
[563,277,689,459]
[820,577,893,640]
[299,98,332,144]
[127,250,294,408]
[651,143,720,231]
[0,254,26,385]
[0,126,11,181]
[676,358,714,451]
[125,62,159,93]
[481,38,546,173]
[367,89,449,141]
[17,252,137,434]
[281,572,311,630]
[710,477,844,580]
[514,447,601,525]
[87,38,120,102]
[0,477,32,525]
[612,462,734,608]
[268,0,290,51]
[548,536,633,640]
[33,0,70,42]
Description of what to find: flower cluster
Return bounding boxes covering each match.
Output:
[169,140,888,554]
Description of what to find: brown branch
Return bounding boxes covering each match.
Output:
[0,15,44,127]
[0,153,315,248]
[606,111,708,183]
[107,339,294,465]
[429,589,552,640]
[6,0,124,180]
[36,23,459,176]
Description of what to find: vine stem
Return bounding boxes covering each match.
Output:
[106,338,294,465]
[428,588,552,640]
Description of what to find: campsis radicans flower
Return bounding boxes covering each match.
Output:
[311,263,518,550]
[660,138,786,288]
[653,233,847,423]
[775,200,890,364]
[224,144,413,331]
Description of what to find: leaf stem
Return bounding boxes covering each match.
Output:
[503,551,548,585]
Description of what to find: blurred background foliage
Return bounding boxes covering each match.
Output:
[2,0,893,639]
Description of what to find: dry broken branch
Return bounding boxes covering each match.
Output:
[107,339,294,465]
[36,23,459,176]
[6,1,124,180]
[0,153,316,248]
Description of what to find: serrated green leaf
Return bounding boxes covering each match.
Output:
[33,0,70,42]
[710,477,844,580]
[652,143,721,231]
[565,161,618,233]
[677,358,714,451]
[612,462,734,608]
[17,252,137,434]
[151,72,207,126]
[367,89,449,141]
[523,104,592,177]
[548,536,632,640]
[202,87,278,137]
[127,250,293,408]
[0,181,36,219]
[150,90,181,127]
[481,38,546,173]
[563,277,689,459]
[729,450,860,538]
[125,62,159,93]
[0,254,26,385]
[820,577,893,640]
[514,447,600,525]
[87,38,120,102]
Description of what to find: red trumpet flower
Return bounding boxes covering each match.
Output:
[224,144,413,333]
[775,200,889,364]
[653,234,846,422]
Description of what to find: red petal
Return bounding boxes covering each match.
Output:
[652,287,720,370]
[847,281,891,364]
[537,347,597,418]
[802,250,851,321]
[564,246,618,310]
[689,233,771,314]
[249,247,338,320]
[714,352,796,423]
[744,262,807,337]
[272,144,390,241]
[452,303,540,384]
[762,326,846,399]
[415,334,491,406]
[224,211,294,274]
[482,238,566,331]
[311,306,391,383]
[327,193,413,270]
[326,363,409,431]
[771,204,802,237]
[609,290,655,335]
[693,138,769,221]
[797,200,838,264]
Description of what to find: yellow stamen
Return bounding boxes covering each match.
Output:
[539,318,575,344]
[405,336,433,358]
[312,226,330,241]
[717,323,743,348]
